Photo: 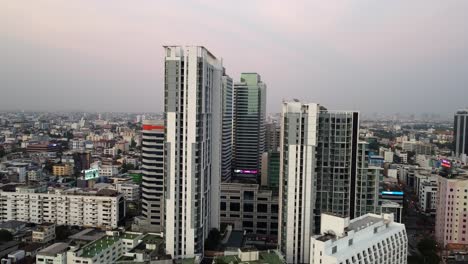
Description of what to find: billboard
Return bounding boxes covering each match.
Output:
[84,168,99,180]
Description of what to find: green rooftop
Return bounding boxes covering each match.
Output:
[214,251,283,264]
[80,232,142,258]
[81,236,120,258]
[181,258,196,264]
[141,234,163,244]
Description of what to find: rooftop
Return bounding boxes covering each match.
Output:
[348,215,383,232]
[80,236,120,258]
[38,242,69,256]
[214,251,283,264]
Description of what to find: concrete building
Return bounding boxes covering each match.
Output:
[418,182,437,215]
[233,73,266,182]
[260,151,280,188]
[402,140,432,155]
[36,243,69,264]
[220,183,278,236]
[279,102,319,264]
[454,109,468,159]
[436,174,468,247]
[32,223,56,243]
[140,120,165,232]
[265,122,280,152]
[355,142,383,217]
[0,188,125,229]
[310,213,407,264]
[52,163,73,177]
[115,183,140,202]
[221,71,234,182]
[164,46,223,258]
[98,164,119,177]
[279,101,360,264]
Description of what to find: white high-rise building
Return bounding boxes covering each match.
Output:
[279,101,364,264]
[310,213,408,264]
[279,102,320,264]
[164,46,223,258]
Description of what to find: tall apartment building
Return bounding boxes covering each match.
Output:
[0,188,125,229]
[454,109,468,158]
[279,102,320,264]
[141,120,165,232]
[221,71,234,182]
[315,109,359,228]
[355,142,382,217]
[436,174,468,247]
[265,122,280,152]
[279,101,360,264]
[164,46,223,258]
[233,73,266,182]
[310,213,407,264]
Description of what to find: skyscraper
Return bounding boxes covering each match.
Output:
[265,122,280,152]
[279,101,360,264]
[279,102,320,264]
[164,46,223,258]
[233,73,266,182]
[221,71,234,182]
[355,141,382,218]
[454,109,468,158]
[141,120,165,232]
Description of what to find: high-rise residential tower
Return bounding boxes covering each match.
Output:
[279,102,320,264]
[233,73,266,182]
[355,142,383,217]
[454,109,468,159]
[279,101,361,264]
[164,46,223,258]
[314,109,359,229]
[221,71,234,182]
[141,120,165,232]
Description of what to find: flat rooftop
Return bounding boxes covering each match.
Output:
[80,236,120,258]
[214,251,283,264]
[348,215,383,232]
[38,243,69,256]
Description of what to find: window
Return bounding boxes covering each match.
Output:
[230,203,240,211]
[243,203,254,212]
[257,204,268,213]
[220,202,226,211]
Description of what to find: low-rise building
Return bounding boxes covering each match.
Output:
[32,223,56,243]
[310,213,407,264]
[115,183,140,202]
[36,243,69,264]
[220,183,278,236]
[52,163,73,177]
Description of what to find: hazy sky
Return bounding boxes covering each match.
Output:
[1,0,468,115]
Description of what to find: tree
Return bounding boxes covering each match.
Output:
[0,148,5,158]
[204,228,222,251]
[130,138,137,149]
[417,238,440,264]
[55,225,71,241]
[0,230,13,242]
[121,163,135,173]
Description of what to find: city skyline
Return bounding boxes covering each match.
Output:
[2,1,468,115]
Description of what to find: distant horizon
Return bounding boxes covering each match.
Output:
[2,1,468,114]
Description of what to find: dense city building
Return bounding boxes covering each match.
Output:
[233,73,266,182]
[310,213,408,264]
[140,120,165,232]
[454,109,468,159]
[221,70,234,182]
[163,46,223,258]
[0,188,125,229]
[220,183,278,236]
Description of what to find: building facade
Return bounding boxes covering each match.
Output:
[164,46,223,258]
[0,189,125,229]
[221,71,234,182]
[140,120,165,232]
[355,142,382,217]
[233,73,266,182]
[220,183,278,236]
[279,102,319,264]
[310,213,407,264]
[454,109,468,158]
[435,175,468,247]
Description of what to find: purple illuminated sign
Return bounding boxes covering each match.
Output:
[234,169,258,174]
